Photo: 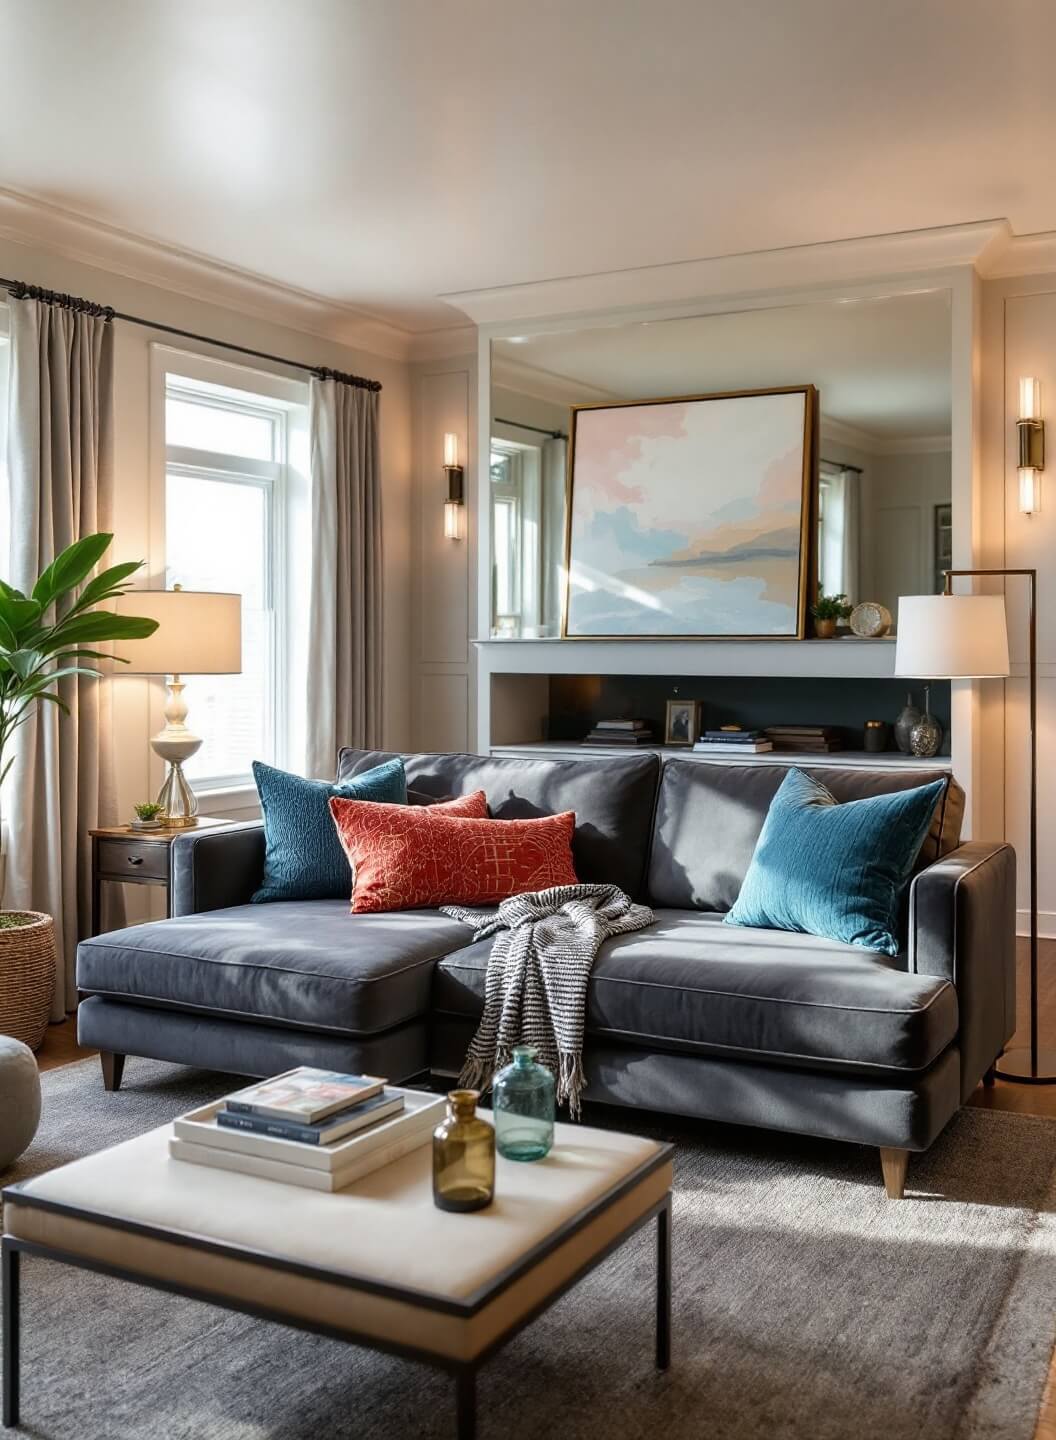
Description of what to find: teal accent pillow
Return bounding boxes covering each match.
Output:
[252,757,407,903]
[724,769,948,956]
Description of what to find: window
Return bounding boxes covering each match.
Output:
[490,434,543,637]
[162,360,308,790]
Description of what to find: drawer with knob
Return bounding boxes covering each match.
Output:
[95,838,171,883]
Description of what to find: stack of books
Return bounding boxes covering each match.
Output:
[765,725,844,754]
[169,1067,447,1191]
[582,718,656,747]
[693,727,773,755]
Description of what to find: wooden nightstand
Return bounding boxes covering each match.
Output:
[89,819,228,936]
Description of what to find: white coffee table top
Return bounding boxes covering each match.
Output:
[5,1113,671,1309]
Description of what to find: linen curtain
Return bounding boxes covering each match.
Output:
[6,295,122,1017]
[839,466,861,604]
[305,377,383,778]
[540,435,567,636]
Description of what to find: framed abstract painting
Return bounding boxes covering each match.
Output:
[562,385,816,639]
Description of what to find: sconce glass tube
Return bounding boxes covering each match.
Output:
[1017,378,1044,516]
[443,432,464,540]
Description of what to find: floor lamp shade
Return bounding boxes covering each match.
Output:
[113,590,242,675]
[113,589,242,827]
[894,594,1010,679]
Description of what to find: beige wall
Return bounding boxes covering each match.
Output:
[981,273,1056,932]
[859,449,952,623]
[1,236,413,908]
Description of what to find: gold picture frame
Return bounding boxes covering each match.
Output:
[561,384,817,641]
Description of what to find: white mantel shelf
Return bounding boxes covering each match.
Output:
[491,741,952,773]
[475,636,898,679]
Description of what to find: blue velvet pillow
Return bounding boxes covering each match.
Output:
[252,757,407,903]
[725,768,947,956]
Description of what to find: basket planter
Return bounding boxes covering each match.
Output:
[0,911,57,1052]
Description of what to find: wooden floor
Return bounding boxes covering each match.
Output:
[33,937,1056,1438]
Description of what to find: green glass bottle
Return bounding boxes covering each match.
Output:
[493,1045,555,1162]
[432,1089,495,1212]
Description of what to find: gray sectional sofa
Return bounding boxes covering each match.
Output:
[76,749,1016,1195]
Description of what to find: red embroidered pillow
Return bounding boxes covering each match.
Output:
[328,798,577,913]
[420,790,489,819]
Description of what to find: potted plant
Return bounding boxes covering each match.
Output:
[0,533,158,1050]
[131,801,165,831]
[811,587,852,640]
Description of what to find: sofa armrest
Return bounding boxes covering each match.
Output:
[908,840,1016,1101]
[170,822,266,916]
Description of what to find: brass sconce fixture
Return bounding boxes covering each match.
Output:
[1018,377,1044,516]
[443,432,464,540]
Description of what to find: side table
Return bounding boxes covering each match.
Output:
[89,820,227,937]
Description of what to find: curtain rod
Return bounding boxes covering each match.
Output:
[0,278,383,392]
[820,456,863,474]
[493,415,567,440]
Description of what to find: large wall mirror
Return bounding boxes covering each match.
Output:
[488,288,952,638]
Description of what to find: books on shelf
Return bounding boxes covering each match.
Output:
[225,1068,386,1123]
[700,729,765,743]
[593,719,649,731]
[170,1087,446,1192]
[583,720,656,746]
[693,740,773,754]
[765,725,844,754]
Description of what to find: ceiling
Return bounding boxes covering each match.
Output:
[2,0,1055,335]
[493,290,953,441]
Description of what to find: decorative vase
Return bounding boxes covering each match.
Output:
[432,1089,495,1212]
[0,911,57,1052]
[909,686,943,759]
[863,720,889,753]
[493,1045,555,1162]
[813,617,836,639]
[849,602,892,638]
[894,693,920,755]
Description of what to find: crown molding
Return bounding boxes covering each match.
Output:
[0,185,475,364]
[820,417,950,458]
[492,353,618,405]
[979,227,1056,279]
[876,433,952,456]
[819,416,881,455]
[445,220,1013,328]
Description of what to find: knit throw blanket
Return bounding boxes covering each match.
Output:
[442,884,654,1119]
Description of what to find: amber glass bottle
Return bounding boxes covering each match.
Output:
[432,1089,495,1212]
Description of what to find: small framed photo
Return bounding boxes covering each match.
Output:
[665,699,702,747]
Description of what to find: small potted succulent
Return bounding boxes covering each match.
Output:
[131,801,166,832]
[811,587,852,639]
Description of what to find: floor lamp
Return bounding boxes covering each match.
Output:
[895,569,1053,1084]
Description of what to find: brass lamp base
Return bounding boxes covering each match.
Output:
[994,1047,1056,1085]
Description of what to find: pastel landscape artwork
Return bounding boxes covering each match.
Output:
[564,390,811,638]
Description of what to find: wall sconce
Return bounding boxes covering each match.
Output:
[443,432,464,540]
[1017,377,1044,516]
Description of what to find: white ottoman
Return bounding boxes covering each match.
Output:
[0,1039,40,1173]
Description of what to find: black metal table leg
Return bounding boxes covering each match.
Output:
[2,1241,19,1429]
[656,1196,671,1371]
[456,1367,476,1440]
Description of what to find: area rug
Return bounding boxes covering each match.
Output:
[2,1057,1056,1440]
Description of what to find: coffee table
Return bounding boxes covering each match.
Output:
[2,1114,673,1437]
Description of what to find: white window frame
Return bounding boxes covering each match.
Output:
[150,345,309,801]
[490,427,544,636]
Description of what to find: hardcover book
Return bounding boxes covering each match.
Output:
[217,1090,404,1145]
[225,1068,386,1123]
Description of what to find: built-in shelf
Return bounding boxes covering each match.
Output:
[491,741,952,773]
[475,637,898,679]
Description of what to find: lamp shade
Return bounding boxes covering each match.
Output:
[113,589,242,675]
[894,594,1010,678]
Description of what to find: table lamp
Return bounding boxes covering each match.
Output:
[895,570,1051,1083]
[115,585,242,827]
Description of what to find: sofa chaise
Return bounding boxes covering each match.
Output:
[75,749,1016,1197]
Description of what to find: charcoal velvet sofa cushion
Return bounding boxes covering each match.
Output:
[433,909,958,1075]
[337,747,661,900]
[252,757,408,903]
[647,758,964,911]
[77,903,478,1036]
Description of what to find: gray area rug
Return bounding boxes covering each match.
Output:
[2,1057,1056,1440]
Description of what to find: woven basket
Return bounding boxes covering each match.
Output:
[0,911,56,1052]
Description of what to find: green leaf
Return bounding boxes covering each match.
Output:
[67,560,144,615]
[36,611,159,652]
[0,581,26,602]
[7,650,44,681]
[0,613,17,652]
[31,533,113,609]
